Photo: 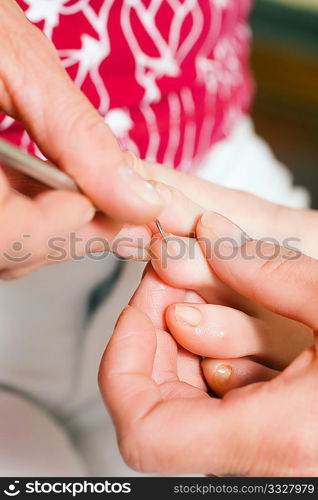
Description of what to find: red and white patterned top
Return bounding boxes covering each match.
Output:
[0,0,254,172]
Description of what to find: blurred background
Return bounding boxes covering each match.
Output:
[250,0,318,207]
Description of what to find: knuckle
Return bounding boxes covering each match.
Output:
[55,110,115,174]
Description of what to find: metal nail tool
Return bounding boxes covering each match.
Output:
[154,217,168,242]
[0,138,168,238]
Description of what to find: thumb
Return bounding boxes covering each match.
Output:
[0,1,165,223]
[196,211,318,331]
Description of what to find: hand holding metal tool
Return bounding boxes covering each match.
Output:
[0,138,168,240]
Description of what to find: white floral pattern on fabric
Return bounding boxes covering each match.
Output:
[0,0,253,170]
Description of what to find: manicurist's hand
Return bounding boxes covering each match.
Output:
[0,0,165,279]
[100,213,318,476]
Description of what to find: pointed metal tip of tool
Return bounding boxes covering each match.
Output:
[155,218,168,242]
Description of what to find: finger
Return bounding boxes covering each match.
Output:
[57,217,151,262]
[152,330,178,385]
[152,329,207,400]
[149,234,233,305]
[150,218,312,368]
[129,266,190,330]
[201,358,278,397]
[133,158,304,243]
[112,180,205,259]
[0,209,126,279]
[1,2,166,223]
[0,195,153,279]
[138,160,318,258]
[128,268,207,392]
[111,223,152,261]
[110,182,205,259]
[197,212,318,331]
[147,182,204,236]
[166,303,312,369]
[2,167,48,197]
[166,303,272,361]
[153,334,208,404]
[0,188,95,275]
[177,346,208,392]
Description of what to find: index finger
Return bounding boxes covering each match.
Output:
[0,1,166,223]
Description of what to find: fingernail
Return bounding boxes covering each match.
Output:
[118,165,166,207]
[201,212,251,248]
[116,244,148,261]
[150,182,172,205]
[82,205,96,223]
[175,305,202,326]
[127,151,149,179]
[212,364,233,389]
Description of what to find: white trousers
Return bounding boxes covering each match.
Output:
[0,117,310,476]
